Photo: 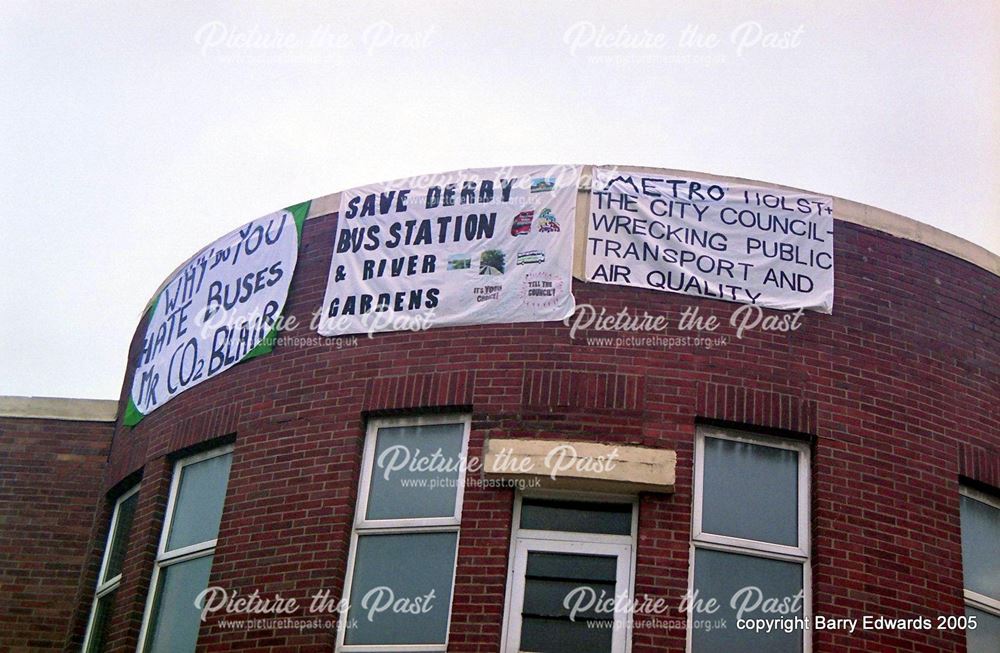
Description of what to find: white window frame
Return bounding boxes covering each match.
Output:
[500,490,639,653]
[960,485,1000,616]
[688,426,811,653]
[336,414,471,653]
[136,444,234,653]
[80,484,140,653]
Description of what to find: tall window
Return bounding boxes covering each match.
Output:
[501,493,637,653]
[960,486,1000,652]
[337,415,471,651]
[81,485,139,653]
[138,446,233,653]
[689,426,810,653]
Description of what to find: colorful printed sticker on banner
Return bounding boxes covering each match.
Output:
[318,165,581,336]
[124,201,310,426]
[587,167,834,313]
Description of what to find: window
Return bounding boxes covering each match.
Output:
[960,486,1000,653]
[337,415,471,651]
[501,493,637,653]
[81,485,139,653]
[689,426,810,653]
[138,446,233,653]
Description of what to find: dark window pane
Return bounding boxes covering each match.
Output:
[520,499,632,535]
[84,592,116,653]
[366,423,464,521]
[166,453,232,551]
[692,549,803,653]
[523,578,616,620]
[526,551,618,583]
[521,551,620,647]
[345,532,457,646]
[966,606,1000,653]
[145,555,214,653]
[103,492,138,582]
[702,437,798,546]
[520,615,614,652]
[960,495,1000,600]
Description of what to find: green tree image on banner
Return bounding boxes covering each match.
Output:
[124,201,310,426]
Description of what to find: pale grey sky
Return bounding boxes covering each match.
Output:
[1,1,997,400]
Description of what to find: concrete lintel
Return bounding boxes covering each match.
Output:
[483,437,676,493]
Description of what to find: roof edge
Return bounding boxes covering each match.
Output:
[307,165,999,277]
[0,396,118,422]
[141,164,999,316]
[601,166,999,276]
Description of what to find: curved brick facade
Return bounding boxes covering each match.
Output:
[67,173,998,652]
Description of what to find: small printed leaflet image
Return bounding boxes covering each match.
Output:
[511,210,535,236]
[517,250,546,266]
[479,249,506,275]
[531,177,555,193]
[447,254,472,270]
[536,208,560,233]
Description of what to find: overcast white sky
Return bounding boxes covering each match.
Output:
[1,1,997,400]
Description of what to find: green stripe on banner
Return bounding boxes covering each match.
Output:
[241,200,309,362]
[286,200,311,240]
[244,323,277,361]
[123,395,143,427]
[125,296,162,427]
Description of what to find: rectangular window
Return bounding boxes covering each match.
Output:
[501,493,637,653]
[337,415,471,652]
[137,446,233,653]
[81,484,139,653]
[689,426,810,653]
[960,486,1000,653]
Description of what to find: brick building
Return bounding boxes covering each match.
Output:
[1,166,997,652]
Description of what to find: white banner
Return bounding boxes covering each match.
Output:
[126,203,308,425]
[587,167,834,313]
[319,165,582,335]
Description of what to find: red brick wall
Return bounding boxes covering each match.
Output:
[78,206,998,652]
[0,416,112,651]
